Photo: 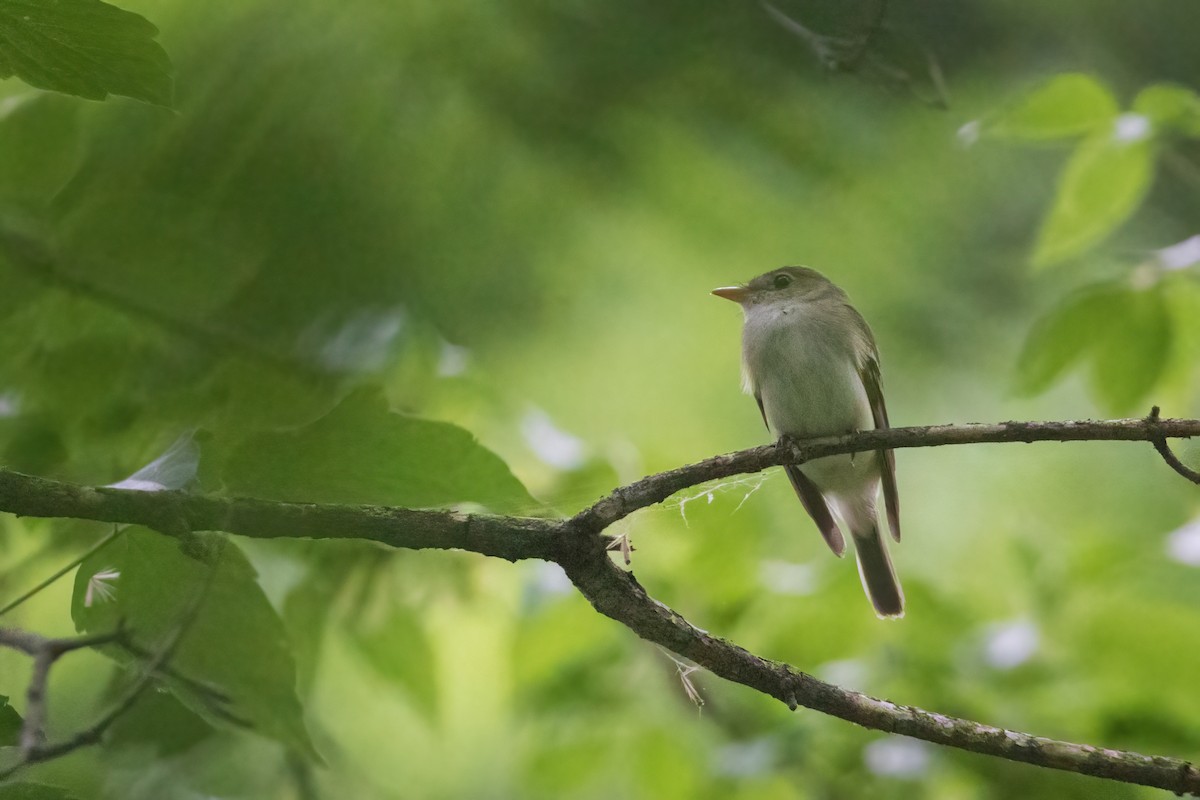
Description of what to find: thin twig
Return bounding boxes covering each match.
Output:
[0,541,227,779]
[762,1,877,72]
[0,526,124,618]
[0,628,124,758]
[1148,406,1200,484]
[574,416,1200,532]
[113,637,244,725]
[1,417,1199,791]
[1,418,1196,555]
[761,0,949,109]
[559,552,1200,796]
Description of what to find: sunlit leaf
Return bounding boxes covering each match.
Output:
[985,73,1118,140]
[1088,285,1171,414]
[0,0,172,105]
[1032,130,1154,268]
[0,693,22,746]
[1014,283,1126,396]
[1016,281,1173,411]
[1133,83,1200,137]
[71,528,318,759]
[218,387,537,513]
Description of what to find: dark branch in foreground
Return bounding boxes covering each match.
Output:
[1,416,1199,793]
[573,414,1200,532]
[1149,406,1200,485]
[0,549,229,779]
[0,627,123,760]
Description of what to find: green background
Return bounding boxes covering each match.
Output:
[1,0,1199,797]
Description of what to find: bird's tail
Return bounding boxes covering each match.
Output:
[853,524,904,618]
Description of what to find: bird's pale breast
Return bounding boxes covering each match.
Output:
[742,301,876,497]
[742,303,871,439]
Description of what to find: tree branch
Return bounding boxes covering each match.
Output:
[0,627,124,762]
[561,552,1200,795]
[1148,406,1200,484]
[1,416,1199,793]
[573,415,1200,531]
[761,0,950,108]
[0,469,562,563]
[0,545,226,779]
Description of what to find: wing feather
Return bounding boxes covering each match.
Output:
[859,355,901,542]
[757,393,846,556]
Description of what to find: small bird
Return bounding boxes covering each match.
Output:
[713,267,904,618]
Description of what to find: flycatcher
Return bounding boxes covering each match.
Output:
[713,266,904,618]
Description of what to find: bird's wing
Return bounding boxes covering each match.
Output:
[784,465,846,557]
[757,392,846,556]
[859,354,901,542]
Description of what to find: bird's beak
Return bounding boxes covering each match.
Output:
[711,285,750,303]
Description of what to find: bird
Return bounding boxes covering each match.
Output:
[712,266,904,618]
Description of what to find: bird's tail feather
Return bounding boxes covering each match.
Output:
[853,524,904,618]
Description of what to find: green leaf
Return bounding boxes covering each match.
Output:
[347,600,438,722]
[0,94,83,207]
[985,73,1118,140]
[0,784,82,800]
[278,539,380,696]
[199,360,342,435]
[104,689,214,757]
[0,693,22,746]
[0,0,172,105]
[1015,282,1172,411]
[1088,285,1171,414]
[56,190,267,322]
[1015,283,1126,396]
[1133,83,1200,137]
[218,387,537,513]
[1032,131,1154,268]
[71,529,318,759]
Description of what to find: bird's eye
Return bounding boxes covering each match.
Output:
[772,273,793,290]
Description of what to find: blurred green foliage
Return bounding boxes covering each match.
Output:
[1,1,1199,798]
[71,529,316,758]
[0,783,80,800]
[0,697,20,747]
[978,74,1200,269]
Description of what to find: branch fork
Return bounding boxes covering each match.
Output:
[1,415,1199,792]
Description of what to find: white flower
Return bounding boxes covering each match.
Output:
[1112,113,1152,143]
